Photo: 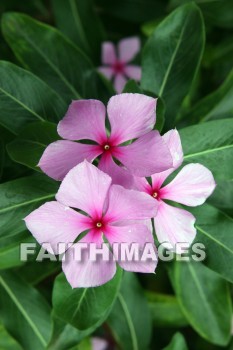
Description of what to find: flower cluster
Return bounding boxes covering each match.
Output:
[25,93,216,288]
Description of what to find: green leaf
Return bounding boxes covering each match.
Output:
[142,3,205,127]
[190,203,233,283]
[186,68,233,122]
[52,0,105,62]
[162,332,188,350]
[169,0,233,29]
[95,0,166,23]
[123,79,142,94]
[169,261,232,346]
[0,271,52,350]
[146,292,188,327]
[52,269,122,330]
[107,272,152,350]
[0,61,66,134]
[0,323,22,350]
[7,121,59,171]
[48,317,95,350]
[2,13,111,103]
[208,180,233,217]
[179,119,233,181]
[0,174,58,240]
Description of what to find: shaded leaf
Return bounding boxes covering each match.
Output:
[162,332,188,350]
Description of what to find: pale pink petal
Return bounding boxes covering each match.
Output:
[107,93,156,144]
[118,37,140,63]
[114,74,127,93]
[132,176,152,194]
[92,338,108,350]
[105,184,157,223]
[106,224,157,273]
[56,161,112,218]
[116,131,173,176]
[160,164,216,206]
[58,100,107,144]
[151,129,184,189]
[38,141,102,181]
[98,66,114,80]
[124,65,141,81]
[24,201,92,254]
[154,201,196,249]
[163,129,183,169]
[62,230,116,288]
[98,152,135,189]
[102,42,117,65]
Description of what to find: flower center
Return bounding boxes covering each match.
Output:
[104,144,110,151]
[96,222,102,228]
[112,61,125,74]
[152,192,158,198]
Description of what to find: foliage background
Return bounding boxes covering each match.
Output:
[0,0,232,349]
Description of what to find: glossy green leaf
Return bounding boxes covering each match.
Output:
[107,272,152,350]
[48,317,95,350]
[162,332,188,350]
[7,122,59,171]
[52,0,105,62]
[2,13,111,103]
[191,203,233,283]
[169,0,233,29]
[170,261,232,345]
[179,119,233,181]
[0,323,22,350]
[0,271,52,350]
[142,3,205,127]
[146,292,188,327]
[53,269,122,330]
[0,174,58,240]
[186,68,233,122]
[0,61,66,134]
[208,180,233,217]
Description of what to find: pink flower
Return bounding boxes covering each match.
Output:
[99,37,141,93]
[134,129,216,250]
[25,161,158,288]
[39,94,172,186]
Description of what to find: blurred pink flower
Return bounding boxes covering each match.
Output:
[25,161,158,288]
[134,129,216,250]
[99,37,141,93]
[39,94,172,185]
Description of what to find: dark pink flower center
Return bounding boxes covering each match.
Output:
[150,188,161,201]
[112,60,125,74]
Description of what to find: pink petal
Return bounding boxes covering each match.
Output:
[106,224,157,273]
[62,230,116,288]
[107,93,157,144]
[118,37,140,63]
[102,42,117,65]
[124,65,141,81]
[105,184,157,223]
[24,201,92,254]
[98,152,135,189]
[98,66,114,80]
[151,129,184,189]
[58,100,107,144]
[160,163,216,206]
[163,129,183,169]
[56,161,112,218]
[154,201,196,248]
[116,131,173,176]
[38,140,102,181]
[132,176,152,194]
[114,74,127,93]
[92,338,108,350]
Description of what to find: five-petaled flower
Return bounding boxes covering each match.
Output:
[134,129,216,251]
[99,37,141,93]
[25,161,158,288]
[39,93,172,187]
